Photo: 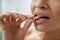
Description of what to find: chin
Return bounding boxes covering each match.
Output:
[34,24,46,32]
[34,24,56,32]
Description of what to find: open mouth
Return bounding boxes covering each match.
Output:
[34,15,50,20]
[34,15,50,24]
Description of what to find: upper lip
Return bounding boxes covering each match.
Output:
[33,12,50,17]
[34,13,48,16]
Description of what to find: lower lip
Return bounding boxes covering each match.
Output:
[35,19,48,24]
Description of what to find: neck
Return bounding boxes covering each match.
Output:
[40,28,60,40]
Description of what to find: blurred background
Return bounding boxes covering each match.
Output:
[0,0,34,40]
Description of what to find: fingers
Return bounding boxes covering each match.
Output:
[7,12,18,22]
[0,13,17,23]
[0,12,34,23]
[15,13,27,22]
[0,12,24,23]
[24,15,34,19]
[22,19,34,34]
[0,12,34,31]
[14,12,34,19]
[0,14,10,24]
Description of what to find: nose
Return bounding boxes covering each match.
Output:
[35,0,48,10]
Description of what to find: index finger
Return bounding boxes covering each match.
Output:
[24,15,34,19]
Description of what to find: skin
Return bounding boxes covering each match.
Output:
[0,12,33,40]
[31,0,60,40]
[0,0,60,40]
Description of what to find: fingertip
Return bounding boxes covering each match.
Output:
[24,15,34,19]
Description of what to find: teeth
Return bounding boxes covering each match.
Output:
[34,16,40,19]
[40,16,49,19]
[34,15,49,20]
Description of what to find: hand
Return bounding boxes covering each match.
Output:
[0,12,34,40]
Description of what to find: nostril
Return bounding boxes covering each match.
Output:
[41,7,46,9]
[35,15,37,16]
[41,7,45,8]
[41,5,48,9]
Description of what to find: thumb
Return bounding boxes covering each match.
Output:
[22,19,34,34]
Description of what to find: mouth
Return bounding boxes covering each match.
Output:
[34,14,50,24]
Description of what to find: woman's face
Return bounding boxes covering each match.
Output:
[31,0,60,32]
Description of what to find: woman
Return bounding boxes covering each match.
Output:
[0,0,60,40]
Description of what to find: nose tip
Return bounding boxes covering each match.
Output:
[35,1,48,9]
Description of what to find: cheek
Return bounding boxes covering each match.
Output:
[49,1,60,14]
[52,7,60,20]
[51,5,60,15]
[49,2,60,20]
[31,2,35,14]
